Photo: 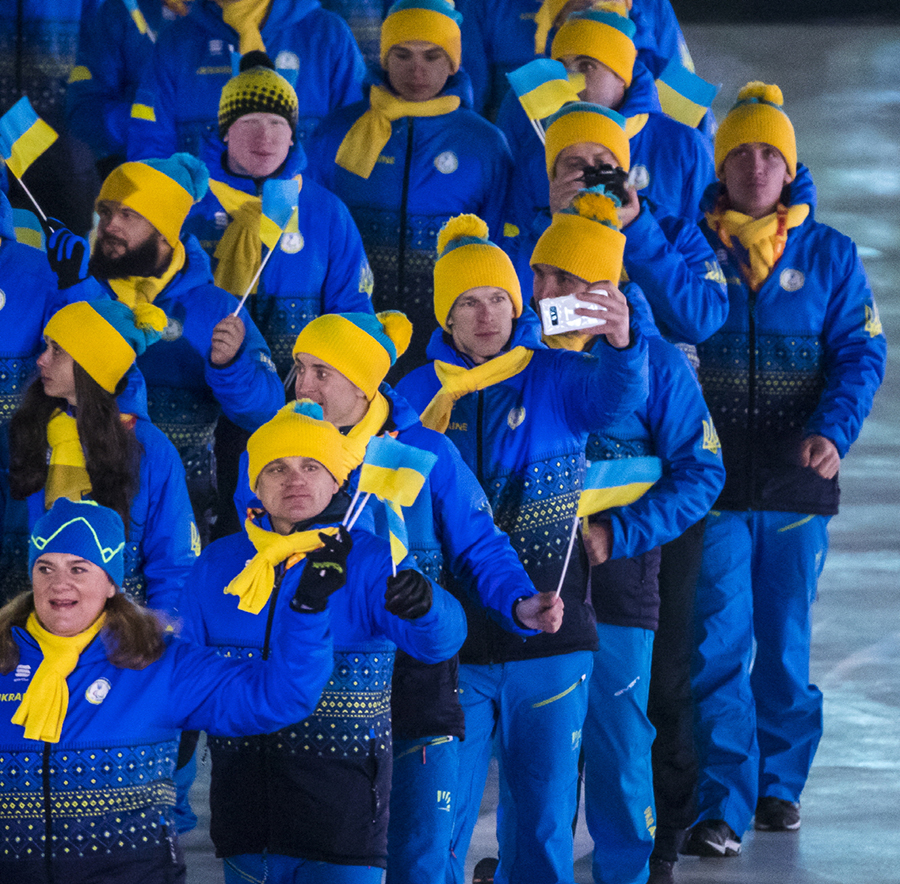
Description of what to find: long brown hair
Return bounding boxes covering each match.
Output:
[8,365,141,531]
[0,591,167,674]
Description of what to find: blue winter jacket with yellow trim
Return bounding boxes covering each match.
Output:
[696,169,886,515]
[126,0,365,159]
[185,139,374,378]
[397,309,648,663]
[0,600,333,882]
[179,508,466,866]
[306,73,513,369]
[584,286,725,629]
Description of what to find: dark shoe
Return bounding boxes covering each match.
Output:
[647,856,675,884]
[755,796,801,831]
[681,819,742,857]
[473,857,499,884]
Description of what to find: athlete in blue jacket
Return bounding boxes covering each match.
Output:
[43,154,284,540]
[185,53,374,379]
[181,400,466,882]
[285,311,561,883]
[684,83,887,857]
[307,0,513,373]
[397,209,647,884]
[126,0,365,159]
[0,497,334,884]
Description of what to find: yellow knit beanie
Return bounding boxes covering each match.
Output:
[292,312,413,400]
[714,81,797,180]
[531,190,625,283]
[551,9,637,88]
[544,101,630,179]
[433,215,522,332]
[247,400,352,488]
[380,0,462,73]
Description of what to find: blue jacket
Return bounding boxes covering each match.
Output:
[186,140,374,377]
[180,507,466,866]
[583,287,725,629]
[397,309,648,663]
[456,0,693,119]
[307,75,513,368]
[66,0,176,162]
[696,169,886,515]
[126,0,365,159]
[320,0,392,68]
[0,601,333,882]
[501,60,714,228]
[15,370,199,614]
[505,198,727,348]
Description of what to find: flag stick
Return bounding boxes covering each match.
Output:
[553,514,580,599]
[342,487,363,527]
[11,171,47,222]
[528,117,546,145]
[232,237,282,316]
[345,493,371,531]
[283,363,297,391]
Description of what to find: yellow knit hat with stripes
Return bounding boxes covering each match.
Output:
[381,0,462,73]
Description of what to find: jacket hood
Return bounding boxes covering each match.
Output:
[700,161,817,217]
[618,60,663,119]
[365,66,475,111]
[424,304,544,364]
[116,365,151,420]
[201,132,308,190]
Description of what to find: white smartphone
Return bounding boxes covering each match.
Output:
[539,291,607,336]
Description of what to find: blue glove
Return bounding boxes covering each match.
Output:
[43,219,90,289]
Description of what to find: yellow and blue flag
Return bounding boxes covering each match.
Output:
[577,455,663,518]
[655,60,719,130]
[123,0,154,39]
[261,178,301,248]
[358,435,438,567]
[507,59,582,122]
[0,97,58,180]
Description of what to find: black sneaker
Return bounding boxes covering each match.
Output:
[681,819,742,857]
[755,796,801,831]
[647,856,676,884]
[472,857,499,884]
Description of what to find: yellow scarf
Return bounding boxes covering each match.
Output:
[108,240,187,308]
[706,202,809,292]
[343,392,392,467]
[420,347,533,433]
[335,85,461,179]
[219,0,269,54]
[223,519,339,615]
[533,0,568,54]
[12,611,106,743]
[542,330,593,352]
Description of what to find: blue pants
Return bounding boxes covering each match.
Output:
[223,853,383,884]
[583,624,656,884]
[449,653,593,884]
[692,510,829,836]
[386,736,458,884]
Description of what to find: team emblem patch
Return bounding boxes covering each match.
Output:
[507,406,526,430]
[214,211,229,230]
[162,317,183,341]
[630,165,650,190]
[865,303,883,338]
[779,268,805,292]
[274,51,300,83]
[702,419,721,455]
[359,262,375,297]
[281,231,304,254]
[434,151,459,174]
[85,678,112,705]
[0,289,5,311]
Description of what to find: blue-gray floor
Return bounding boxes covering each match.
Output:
[182,21,900,884]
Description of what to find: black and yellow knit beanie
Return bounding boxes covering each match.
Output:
[218,51,299,139]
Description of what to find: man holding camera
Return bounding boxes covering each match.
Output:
[397,208,647,884]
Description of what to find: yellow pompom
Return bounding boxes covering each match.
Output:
[737,81,784,108]
[132,302,169,333]
[377,310,413,359]
[572,191,621,229]
[593,0,630,19]
[437,214,490,256]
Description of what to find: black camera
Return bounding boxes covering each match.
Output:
[580,163,630,205]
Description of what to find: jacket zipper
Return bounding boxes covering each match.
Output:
[747,289,758,508]
[474,390,497,663]
[42,742,53,883]
[396,119,414,302]
[261,569,285,660]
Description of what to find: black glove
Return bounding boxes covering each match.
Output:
[290,527,353,613]
[384,569,433,620]
[42,219,90,289]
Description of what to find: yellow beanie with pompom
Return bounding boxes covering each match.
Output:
[292,311,412,399]
[530,189,626,284]
[433,214,522,332]
[714,81,796,179]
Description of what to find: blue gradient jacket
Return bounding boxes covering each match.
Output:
[582,287,725,628]
[0,602,333,882]
[307,72,513,368]
[397,309,648,663]
[696,169,886,515]
[321,0,392,68]
[180,508,466,866]
[127,0,365,159]
[457,0,693,118]
[185,140,374,377]
[501,60,714,227]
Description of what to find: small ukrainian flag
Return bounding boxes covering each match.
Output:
[0,97,58,180]
[577,455,663,518]
[507,59,582,123]
[655,60,719,130]
[261,178,301,248]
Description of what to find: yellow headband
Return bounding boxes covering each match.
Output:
[545,109,631,178]
[44,303,136,394]
[381,8,462,73]
[98,162,194,248]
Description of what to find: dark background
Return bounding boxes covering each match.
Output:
[672,0,900,22]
